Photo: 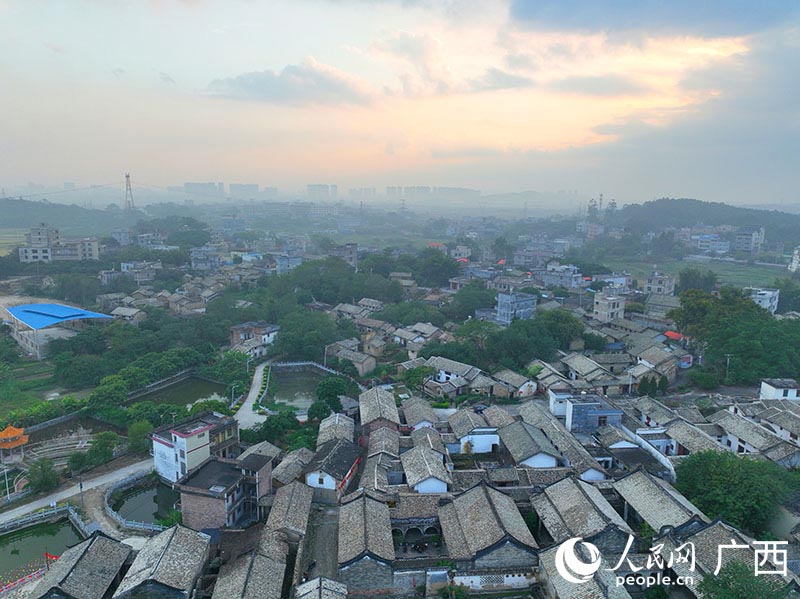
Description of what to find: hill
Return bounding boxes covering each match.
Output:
[616,198,800,245]
[0,198,137,235]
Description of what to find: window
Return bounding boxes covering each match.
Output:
[784,389,790,398]
[597,416,608,427]
[318,475,325,485]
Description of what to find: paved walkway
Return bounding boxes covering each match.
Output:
[0,459,152,526]
[236,362,269,430]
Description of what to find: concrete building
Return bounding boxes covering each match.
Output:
[746,287,780,314]
[303,439,361,496]
[152,412,240,483]
[790,247,800,273]
[564,393,623,434]
[760,378,799,400]
[18,223,99,263]
[494,292,537,325]
[643,270,675,295]
[592,288,625,323]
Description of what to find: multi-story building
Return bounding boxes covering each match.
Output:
[746,287,780,314]
[494,292,537,325]
[542,262,583,289]
[151,412,240,483]
[734,226,766,255]
[330,243,358,269]
[18,223,99,263]
[643,270,675,295]
[760,378,799,400]
[120,260,162,284]
[111,228,133,246]
[592,288,625,322]
[790,247,800,273]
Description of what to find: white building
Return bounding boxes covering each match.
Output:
[447,409,499,454]
[760,378,799,400]
[790,247,800,273]
[592,288,625,323]
[747,287,780,314]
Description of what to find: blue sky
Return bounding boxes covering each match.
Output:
[0,0,797,205]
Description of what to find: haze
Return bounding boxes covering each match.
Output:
[0,0,798,205]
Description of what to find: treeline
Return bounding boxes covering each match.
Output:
[419,309,586,372]
[670,288,800,386]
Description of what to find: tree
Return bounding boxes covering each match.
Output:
[415,248,459,287]
[307,401,332,421]
[442,281,496,322]
[675,450,797,536]
[316,376,353,411]
[27,457,59,493]
[67,452,88,473]
[127,420,154,454]
[86,431,120,467]
[657,375,669,395]
[677,267,718,293]
[697,561,788,599]
[402,366,435,392]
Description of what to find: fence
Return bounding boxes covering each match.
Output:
[103,470,167,534]
[0,503,87,537]
[25,412,80,434]
[126,369,194,401]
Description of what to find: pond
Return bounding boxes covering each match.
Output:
[269,368,328,413]
[0,520,82,585]
[28,416,124,444]
[128,378,229,408]
[769,506,800,540]
[112,482,180,525]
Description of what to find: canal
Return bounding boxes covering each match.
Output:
[112,482,180,525]
[127,378,228,408]
[0,520,81,585]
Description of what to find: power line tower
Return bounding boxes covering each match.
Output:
[124,173,136,214]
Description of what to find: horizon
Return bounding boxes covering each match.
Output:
[1,0,798,205]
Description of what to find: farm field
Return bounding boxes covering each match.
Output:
[604,258,787,288]
[0,229,25,256]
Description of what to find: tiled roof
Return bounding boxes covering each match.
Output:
[367,426,400,458]
[612,470,707,531]
[498,421,560,464]
[482,405,516,428]
[401,396,437,428]
[410,426,446,455]
[305,439,360,481]
[400,446,452,487]
[271,447,314,486]
[266,482,313,537]
[338,494,395,565]
[294,577,348,599]
[316,413,355,448]
[359,387,400,426]
[438,484,538,560]
[448,409,489,439]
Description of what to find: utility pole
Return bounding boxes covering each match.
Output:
[724,353,734,382]
[124,173,136,214]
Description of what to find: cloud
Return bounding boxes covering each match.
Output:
[111,68,126,78]
[468,67,535,91]
[508,0,799,36]
[549,74,648,96]
[43,41,65,54]
[159,71,176,84]
[207,58,371,105]
[372,30,453,94]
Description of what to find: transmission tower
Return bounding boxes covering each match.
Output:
[124,173,136,213]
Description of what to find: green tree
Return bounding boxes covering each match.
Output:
[27,457,59,493]
[697,561,788,599]
[86,431,120,467]
[67,452,88,473]
[127,420,154,454]
[675,450,797,536]
[442,281,497,321]
[677,267,718,293]
[307,401,332,421]
[657,375,669,395]
[402,366,435,392]
[415,248,459,287]
[316,376,354,411]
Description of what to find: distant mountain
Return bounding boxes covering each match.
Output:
[0,198,136,235]
[616,198,800,244]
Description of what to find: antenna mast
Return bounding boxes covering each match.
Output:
[124,173,136,213]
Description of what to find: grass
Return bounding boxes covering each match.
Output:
[604,258,786,288]
[0,229,26,256]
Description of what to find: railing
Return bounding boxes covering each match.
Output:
[126,369,194,400]
[0,567,47,596]
[0,503,87,536]
[103,470,167,533]
[270,361,367,391]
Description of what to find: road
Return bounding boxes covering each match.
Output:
[235,361,269,430]
[0,459,152,526]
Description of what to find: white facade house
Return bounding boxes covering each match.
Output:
[760,378,799,400]
[449,409,499,454]
[413,477,449,494]
[548,389,572,418]
[747,287,780,314]
[305,470,337,490]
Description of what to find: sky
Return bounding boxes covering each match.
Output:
[0,0,798,205]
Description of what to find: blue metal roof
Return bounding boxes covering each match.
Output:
[7,303,112,330]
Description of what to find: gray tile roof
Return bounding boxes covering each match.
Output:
[424,356,482,379]
[266,482,313,537]
[612,470,707,531]
[410,426,446,455]
[113,526,209,598]
[271,447,314,486]
[708,409,784,451]
[448,409,489,439]
[359,453,392,492]
[498,421,560,464]
[338,494,395,565]
[663,419,724,454]
[305,439,361,481]
[531,476,631,543]
[402,396,437,428]
[32,534,131,599]
[294,577,348,599]
[359,387,400,426]
[482,405,516,428]
[211,549,286,599]
[492,369,531,390]
[368,426,400,458]
[316,413,355,448]
[438,484,538,560]
[400,446,452,487]
[519,401,607,478]
[540,544,634,599]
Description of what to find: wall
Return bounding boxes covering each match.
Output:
[522,453,558,469]
[462,432,499,454]
[305,470,336,490]
[414,477,448,494]
[339,557,394,595]
[152,438,178,483]
[473,541,537,570]
[180,492,227,530]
